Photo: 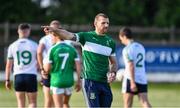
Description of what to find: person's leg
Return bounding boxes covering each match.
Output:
[25,74,38,108]
[122,78,134,108]
[63,87,73,108]
[82,79,100,107]
[43,86,53,108]
[52,94,63,108]
[123,93,134,108]
[63,94,71,108]
[136,83,151,108]
[15,92,26,108]
[138,93,151,108]
[99,83,113,107]
[27,92,37,108]
[50,87,64,107]
[14,74,26,108]
[42,76,53,108]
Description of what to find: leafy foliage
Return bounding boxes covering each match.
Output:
[0,0,180,27]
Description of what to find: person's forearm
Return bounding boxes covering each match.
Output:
[5,69,10,81]
[37,44,45,70]
[52,28,74,40]
[109,56,118,73]
[5,61,12,80]
[43,63,51,74]
[129,62,135,83]
[110,63,117,73]
[37,53,43,69]
[75,61,81,80]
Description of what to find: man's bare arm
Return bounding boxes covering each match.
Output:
[41,26,76,41]
[109,56,118,73]
[37,43,45,70]
[74,60,82,91]
[107,56,118,83]
[5,59,13,90]
[5,59,13,81]
[128,61,135,84]
[128,61,137,92]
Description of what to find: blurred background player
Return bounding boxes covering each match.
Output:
[5,23,38,108]
[37,20,60,108]
[42,13,117,107]
[37,20,75,108]
[119,27,151,108]
[43,29,81,108]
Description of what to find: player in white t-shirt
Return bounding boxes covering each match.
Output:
[119,27,151,108]
[5,23,38,108]
[37,20,73,108]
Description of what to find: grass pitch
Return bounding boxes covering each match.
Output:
[0,82,179,107]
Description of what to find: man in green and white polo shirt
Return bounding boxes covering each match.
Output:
[42,13,118,107]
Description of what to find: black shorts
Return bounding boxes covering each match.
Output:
[42,75,50,87]
[14,74,37,92]
[122,79,147,95]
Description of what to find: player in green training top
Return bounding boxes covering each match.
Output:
[42,13,117,107]
[43,31,81,108]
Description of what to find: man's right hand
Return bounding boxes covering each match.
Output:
[130,81,137,92]
[75,80,81,92]
[41,26,54,32]
[41,69,48,79]
[5,80,11,90]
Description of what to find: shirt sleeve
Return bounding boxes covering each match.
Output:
[75,32,86,45]
[125,47,134,61]
[39,37,46,44]
[7,45,13,60]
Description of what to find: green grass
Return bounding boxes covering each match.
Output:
[0,82,180,107]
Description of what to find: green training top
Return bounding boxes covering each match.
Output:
[75,31,116,82]
[47,42,79,88]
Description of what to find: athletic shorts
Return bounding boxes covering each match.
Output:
[14,74,37,92]
[50,86,73,95]
[122,78,147,95]
[42,75,50,87]
[82,79,113,107]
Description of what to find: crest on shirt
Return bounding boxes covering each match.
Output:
[90,92,96,100]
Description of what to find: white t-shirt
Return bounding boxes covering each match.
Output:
[7,38,38,75]
[39,34,73,63]
[39,34,53,63]
[122,41,147,84]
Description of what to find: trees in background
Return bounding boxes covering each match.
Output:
[0,0,179,27]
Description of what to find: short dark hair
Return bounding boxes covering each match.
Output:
[18,23,31,30]
[50,20,60,26]
[94,13,108,22]
[119,27,133,39]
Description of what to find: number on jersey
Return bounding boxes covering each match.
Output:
[59,53,69,69]
[136,53,143,67]
[16,51,32,65]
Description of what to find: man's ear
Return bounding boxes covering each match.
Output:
[17,29,19,34]
[94,21,96,27]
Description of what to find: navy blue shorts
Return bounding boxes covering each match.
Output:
[14,74,37,92]
[82,79,112,107]
[42,75,50,87]
[123,79,147,95]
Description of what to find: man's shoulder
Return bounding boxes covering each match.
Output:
[132,42,144,49]
[9,39,23,47]
[9,39,18,46]
[28,39,38,44]
[39,35,51,42]
[77,31,94,36]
